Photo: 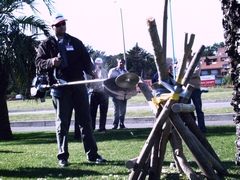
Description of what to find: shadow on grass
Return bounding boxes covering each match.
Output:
[2,126,239,179]
[205,125,235,137]
[7,128,152,145]
[9,126,235,145]
[10,131,57,145]
[0,160,239,179]
[0,161,129,179]
[85,128,152,143]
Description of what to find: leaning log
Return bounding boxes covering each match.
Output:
[176,33,195,84]
[147,17,169,81]
[162,0,168,61]
[169,112,220,179]
[179,46,228,175]
[129,55,186,179]
[169,128,199,180]
[137,77,157,114]
[154,119,173,179]
[128,97,179,179]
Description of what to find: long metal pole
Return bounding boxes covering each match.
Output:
[120,8,127,70]
[169,0,176,79]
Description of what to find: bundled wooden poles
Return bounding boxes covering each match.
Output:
[127,13,228,180]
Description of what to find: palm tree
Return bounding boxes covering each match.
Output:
[0,0,54,140]
[221,0,240,166]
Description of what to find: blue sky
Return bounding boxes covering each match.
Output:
[32,0,225,59]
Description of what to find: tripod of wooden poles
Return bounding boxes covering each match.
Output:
[126,2,229,179]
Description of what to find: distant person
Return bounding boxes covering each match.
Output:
[35,13,106,167]
[108,59,128,129]
[89,58,109,132]
[187,52,207,133]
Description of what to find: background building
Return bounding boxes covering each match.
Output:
[200,47,230,85]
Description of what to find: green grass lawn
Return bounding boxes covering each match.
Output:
[0,126,239,180]
[2,87,239,179]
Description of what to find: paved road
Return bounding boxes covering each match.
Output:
[9,101,231,115]
[11,118,235,132]
[9,99,234,132]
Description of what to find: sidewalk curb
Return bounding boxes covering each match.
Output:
[10,114,235,127]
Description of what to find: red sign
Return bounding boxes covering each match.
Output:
[200,75,215,87]
[201,80,216,87]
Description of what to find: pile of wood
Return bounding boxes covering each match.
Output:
[126,1,229,179]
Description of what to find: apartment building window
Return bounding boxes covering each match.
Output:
[212,58,217,64]
[205,58,217,65]
[221,57,229,61]
[222,64,230,69]
[201,70,209,76]
[211,70,219,76]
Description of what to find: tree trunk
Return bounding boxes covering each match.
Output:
[0,66,13,140]
[221,0,240,166]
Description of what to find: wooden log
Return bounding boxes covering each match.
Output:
[155,119,173,179]
[147,17,169,81]
[180,87,228,175]
[169,128,199,179]
[182,45,205,87]
[129,35,194,178]
[171,103,195,113]
[149,126,162,179]
[126,157,138,169]
[138,156,150,180]
[129,58,185,178]
[162,0,168,61]
[138,77,157,114]
[128,98,179,179]
[136,79,195,179]
[180,112,228,175]
[177,45,228,175]
[169,112,220,179]
[176,33,195,84]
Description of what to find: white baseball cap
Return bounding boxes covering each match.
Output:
[52,13,67,26]
[95,58,103,64]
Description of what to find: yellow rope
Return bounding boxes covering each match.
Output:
[152,92,180,108]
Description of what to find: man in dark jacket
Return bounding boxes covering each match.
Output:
[35,13,106,167]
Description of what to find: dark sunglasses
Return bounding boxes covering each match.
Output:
[55,21,66,27]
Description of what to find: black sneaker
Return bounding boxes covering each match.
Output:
[120,124,126,129]
[88,155,107,164]
[98,129,106,133]
[112,126,118,130]
[59,159,68,167]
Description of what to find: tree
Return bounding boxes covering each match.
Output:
[0,0,54,140]
[221,0,240,166]
[202,42,225,56]
[126,43,156,79]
